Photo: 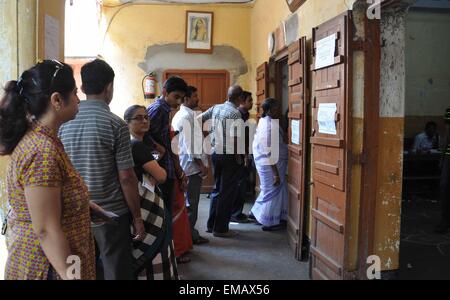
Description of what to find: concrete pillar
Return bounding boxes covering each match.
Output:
[373,0,413,277]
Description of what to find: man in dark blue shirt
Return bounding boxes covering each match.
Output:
[146,77,188,211]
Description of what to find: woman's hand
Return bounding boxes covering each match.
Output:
[179,172,188,192]
[273,175,281,187]
[271,165,281,187]
[132,218,146,242]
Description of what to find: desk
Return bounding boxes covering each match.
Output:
[403,151,442,198]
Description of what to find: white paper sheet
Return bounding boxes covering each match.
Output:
[318,103,337,135]
[291,120,301,145]
[45,15,60,60]
[315,33,336,70]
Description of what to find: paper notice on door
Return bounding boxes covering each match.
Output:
[318,103,337,135]
[291,120,301,145]
[44,15,60,60]
[315,33,336,70]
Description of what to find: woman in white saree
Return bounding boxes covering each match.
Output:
[250,98,289,231]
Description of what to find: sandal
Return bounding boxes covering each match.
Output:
[176,255,191,264]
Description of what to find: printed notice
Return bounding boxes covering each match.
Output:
[318,103,337,135]
[291,120,301,145]
[45,15,60,60]
[315,33,336,70]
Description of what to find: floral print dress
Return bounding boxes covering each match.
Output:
[4,122,95,280]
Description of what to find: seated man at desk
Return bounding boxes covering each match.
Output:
[411,121,440,154]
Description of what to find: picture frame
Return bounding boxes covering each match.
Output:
[285,0,307,13]
[185,11,214,54]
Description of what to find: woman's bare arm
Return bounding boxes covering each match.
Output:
[25,186,72,280]
[142,160,167,184]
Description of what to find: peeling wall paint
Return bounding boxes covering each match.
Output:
[138,43,248,90]
[101,3,252,118]
[380,9,407,118]
[373,7,410,271]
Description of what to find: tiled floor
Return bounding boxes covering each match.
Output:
[399,196,450,279]
[177,195,309,280]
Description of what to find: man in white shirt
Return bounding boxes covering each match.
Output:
[172,86,209,245]
[412,121,440,154]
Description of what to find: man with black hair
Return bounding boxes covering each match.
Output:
[436,108,450,233]
[60,59,145,280]
[199,85,245,238]
[231,91,255,223]
[172,86,209,245]
[412,121,440,154]
[146,76,188,212]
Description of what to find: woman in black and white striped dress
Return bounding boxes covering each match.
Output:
[125,105,178,280]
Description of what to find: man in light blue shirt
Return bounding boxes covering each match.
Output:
[172,86,209,245]
[412,121,440,154]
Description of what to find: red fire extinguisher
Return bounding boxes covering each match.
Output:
[142,72,157,100]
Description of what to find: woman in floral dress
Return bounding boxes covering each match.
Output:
[0,61,95,280]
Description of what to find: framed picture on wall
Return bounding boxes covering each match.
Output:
[185,11,214,54]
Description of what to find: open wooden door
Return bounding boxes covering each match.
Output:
[310,11,353,280]
[256,62,269,118]
[287,37,308,261]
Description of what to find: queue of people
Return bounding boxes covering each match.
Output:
[0,58,290,280]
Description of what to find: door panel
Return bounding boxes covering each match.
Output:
[287,37,308,261]
[199,75,228,111]
[164,70,229,193]
[310,11,352,280]
[256,62,269,118]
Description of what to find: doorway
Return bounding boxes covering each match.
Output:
[164,69,230,193]
[399,7,450,280]
[276,57,290,133]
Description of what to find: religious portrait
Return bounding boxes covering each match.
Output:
[185,11,214,54]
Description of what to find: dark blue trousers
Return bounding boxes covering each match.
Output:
[208,154,241,233]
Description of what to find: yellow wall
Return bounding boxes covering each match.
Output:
[250,0,357,78]
[100,3,252,117]
[374,118,403,271]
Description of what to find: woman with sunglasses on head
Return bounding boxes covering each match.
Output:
[125,105,179,280]
[0,60,95,280]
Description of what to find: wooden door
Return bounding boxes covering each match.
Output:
[310,11,353,280]
[287,37,308,261]
[256,62,269,118]
[164,70,229,193]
